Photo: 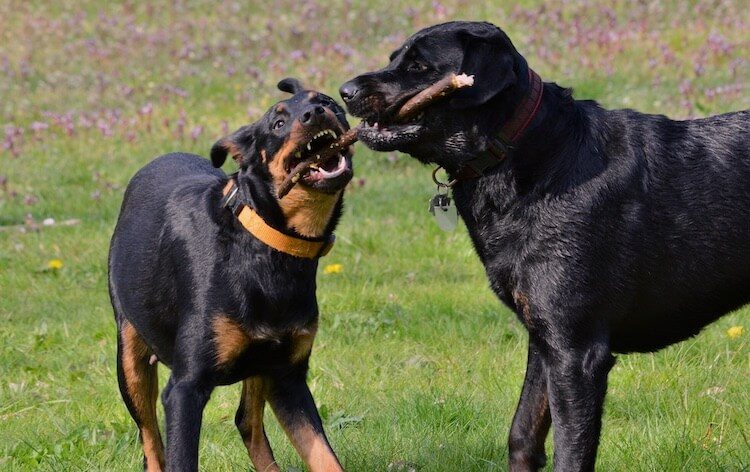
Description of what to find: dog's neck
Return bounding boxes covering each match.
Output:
[234,171,342,240]
[451,79,602,220]
[276,186,342,239]
[509,82,604,191]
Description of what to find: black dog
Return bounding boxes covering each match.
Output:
[340,21,750,471]
[108,78,353,471]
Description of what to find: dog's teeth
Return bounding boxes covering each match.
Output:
[306,142,312,150]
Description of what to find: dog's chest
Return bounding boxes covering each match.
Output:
[453,186,545,309]
[211,314,317,382]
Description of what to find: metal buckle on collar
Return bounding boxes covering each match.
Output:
[222,184,245,217]
[487,136,513,160]
[222,185,239,209]
[453,142,508,181]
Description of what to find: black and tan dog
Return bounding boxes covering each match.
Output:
[108,79,352,471]
[340,21,750,472]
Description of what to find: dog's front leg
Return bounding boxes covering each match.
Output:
[266,368,344,472]
[543,332,615,472]
[161,373,212,472]
[236,376,280,472]
[508,338,551,472]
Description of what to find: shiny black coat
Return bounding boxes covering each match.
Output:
[340,21,750,471]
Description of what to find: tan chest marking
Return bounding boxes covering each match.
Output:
[212,316,252,366]
[212,315,318,367]
[289,323,317,364]
[512,290,534,328]
[277,188,341,238]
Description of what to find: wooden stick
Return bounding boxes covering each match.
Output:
[395,73,474,122]
[277,73,474,198]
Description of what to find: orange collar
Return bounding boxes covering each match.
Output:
[222,179,335,259]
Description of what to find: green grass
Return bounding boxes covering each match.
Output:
[1,0,748,470]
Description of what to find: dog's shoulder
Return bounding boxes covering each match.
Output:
[115,152,229,254]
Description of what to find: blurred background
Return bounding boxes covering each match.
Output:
[1,1,748,470]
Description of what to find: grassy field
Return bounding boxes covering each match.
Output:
[1,0,748,470]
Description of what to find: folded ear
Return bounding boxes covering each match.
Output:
[210,125,256,168]
[278,77,305,95]
[449,26,518,109]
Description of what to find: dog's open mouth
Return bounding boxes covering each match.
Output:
[352,93,431,151]
[286,129,353,190]
[357,112,426,152]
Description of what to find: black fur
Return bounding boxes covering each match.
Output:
[108,81,351,471]
[341,21,750,471]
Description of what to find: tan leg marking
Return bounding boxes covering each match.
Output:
[121,321,165,471]
[237,378,280,472]
[212,315,251,366]
[285,424,344,472]
[290,324,317,365]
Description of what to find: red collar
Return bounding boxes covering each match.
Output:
[453,68,543,181]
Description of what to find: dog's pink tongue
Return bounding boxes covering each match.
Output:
[315,155,347,179]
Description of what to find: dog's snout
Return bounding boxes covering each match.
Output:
[300,105,326,125]
[339,81,360,103]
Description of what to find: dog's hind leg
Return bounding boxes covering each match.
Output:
[508,339,551,472]
[117,319,165,471]
[266,368,344,472]
[235,377,280,472]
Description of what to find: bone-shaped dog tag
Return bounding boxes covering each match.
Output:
[428,193,457,232]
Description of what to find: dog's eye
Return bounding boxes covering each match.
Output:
[272,119,285,130]
[406,61,428,72]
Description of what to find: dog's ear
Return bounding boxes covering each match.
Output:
[278,77,305,95]
[450,26,518,109]
[210,125,257,168]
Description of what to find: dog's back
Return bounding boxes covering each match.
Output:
[587,109,750,351]
[108,153,224,361]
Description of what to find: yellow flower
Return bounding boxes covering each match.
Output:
[323,263,343,274]
[727,326,744,339]
[46,259,63,270]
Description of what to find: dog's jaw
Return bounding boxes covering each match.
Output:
[357,116,484,170]
[356,121,426,152]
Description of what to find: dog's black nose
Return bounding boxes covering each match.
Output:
[300,105,326,125]
[339,81,359,103]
